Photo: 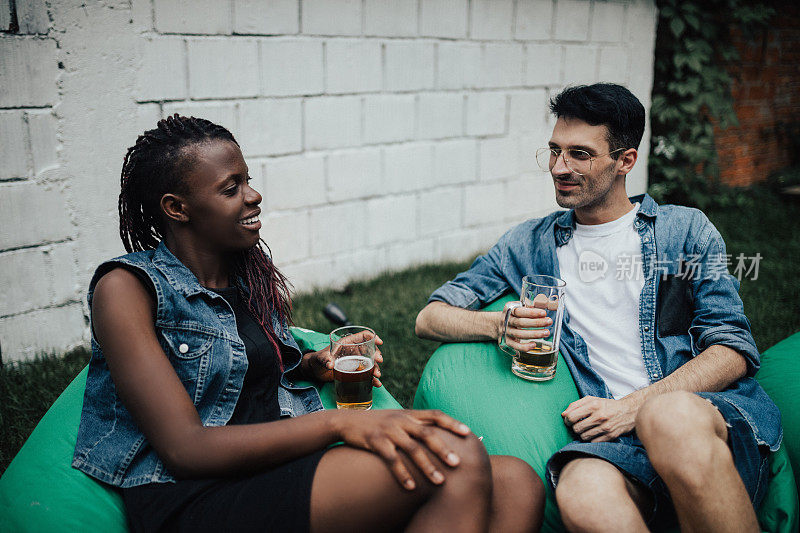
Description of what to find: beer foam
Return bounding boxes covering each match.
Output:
[334,355,374,373]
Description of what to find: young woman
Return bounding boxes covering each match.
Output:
[72,115,544,532]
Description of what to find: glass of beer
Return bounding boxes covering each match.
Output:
[330,325,376,410]
[499,275,566,381]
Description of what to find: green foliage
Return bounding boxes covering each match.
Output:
[649,0,774,209]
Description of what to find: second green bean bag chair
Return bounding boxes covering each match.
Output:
[414,295,799,532]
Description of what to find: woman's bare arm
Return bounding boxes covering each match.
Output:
[92,268,469,487]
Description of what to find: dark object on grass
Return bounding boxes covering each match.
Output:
[323,303,351,327]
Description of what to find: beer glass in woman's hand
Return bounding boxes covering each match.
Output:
[330,326,377,410]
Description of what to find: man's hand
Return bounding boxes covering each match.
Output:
[561,396,639,442]
[501,305,553,352]
[300,335,384,387]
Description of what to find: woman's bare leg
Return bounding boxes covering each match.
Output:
[310,430,543,533]
[488,455,545,533]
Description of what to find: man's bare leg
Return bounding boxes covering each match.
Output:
[636,391,759,533]
[555,457,650,533]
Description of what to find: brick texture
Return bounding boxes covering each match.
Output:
[714,3,800,186]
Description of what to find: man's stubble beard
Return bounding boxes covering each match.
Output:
[553,162,618,211]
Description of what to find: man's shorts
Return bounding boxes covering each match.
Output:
[546,393,770,528]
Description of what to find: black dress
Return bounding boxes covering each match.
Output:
[121,285,325,533]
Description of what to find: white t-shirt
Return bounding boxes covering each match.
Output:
[555,204,650,399]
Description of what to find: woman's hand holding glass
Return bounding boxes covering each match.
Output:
[300,332,384,388]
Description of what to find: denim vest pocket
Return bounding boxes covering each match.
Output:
[160,326,215,403]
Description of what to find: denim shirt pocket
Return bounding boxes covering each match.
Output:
[657,274,694,337]
[160,325,216,404]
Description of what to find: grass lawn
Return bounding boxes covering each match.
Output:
[2,185,799,475]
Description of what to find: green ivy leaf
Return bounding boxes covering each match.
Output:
[670,17,686,37]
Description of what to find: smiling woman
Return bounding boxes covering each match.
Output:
[71,115,545,532]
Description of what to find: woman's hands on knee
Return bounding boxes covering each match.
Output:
[331,409,472,491]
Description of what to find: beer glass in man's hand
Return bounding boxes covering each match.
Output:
[499,275,566,381]
[330,326,377,410]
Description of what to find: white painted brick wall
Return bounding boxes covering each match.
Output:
[480,43,525,88]
[433,139,477,186]
[420,0,468,39]
[526,44,563,86]
[365,0,417,37]
[592,2,626,42]
[304,95,362,149]
[154,0,231,35]
[464,182,505,226]
[419,187,463,236]
[382,143,432,193]
[0,304,85,363]
[237,99,302,157]
[466,92,507,136]
[15,1,50,34]
[554,0,591,41]
[0,243,77,316]
[437,42,481,90]
[302,0,362,36]
[262,154,326,210]
[136,37,187,102]
[515,0,553,40]
[308,202,367,256]
[564,45,599,86]
[0,0,658,360]
[480,137,521,181]
[0,182,72,250]
[470,0,514,40]
[0,37,59,107]
[233,0,299,35]
[418,93,464,140]
[26,110,58,175]
[262,210,310,264]
[384,42,435,92]
[188,38,259,98]
[327,148,382,202]
[364,94,415,144]
[0,110,29,179]
[260,38,324,96]
[325,40,382,94]
[366,194,417,246]
[0,0,12,29]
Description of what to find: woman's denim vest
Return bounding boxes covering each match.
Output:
[72,242,323,488]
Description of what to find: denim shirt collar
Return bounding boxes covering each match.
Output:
[554,193,658,246]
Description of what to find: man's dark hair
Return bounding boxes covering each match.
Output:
[549,83,645,155]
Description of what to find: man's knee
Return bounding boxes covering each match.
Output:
[636,392,732,484]
[555,458,628,520]
[636,391,726,445]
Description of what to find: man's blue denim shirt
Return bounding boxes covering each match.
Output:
[429,194,782,451]
[73,242,323,488]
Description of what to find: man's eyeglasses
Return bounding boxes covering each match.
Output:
[535,147,625,176]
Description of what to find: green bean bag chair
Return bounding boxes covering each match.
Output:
[413,295,799,532]
[0,327,401,532]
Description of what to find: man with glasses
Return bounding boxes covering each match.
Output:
[416,83,780,531]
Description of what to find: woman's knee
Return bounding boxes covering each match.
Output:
[436,430,492,493]
[491,456,543,498]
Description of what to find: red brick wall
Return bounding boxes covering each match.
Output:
[714,2,800,186]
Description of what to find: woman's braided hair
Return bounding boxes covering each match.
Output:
[119,114,292,366]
